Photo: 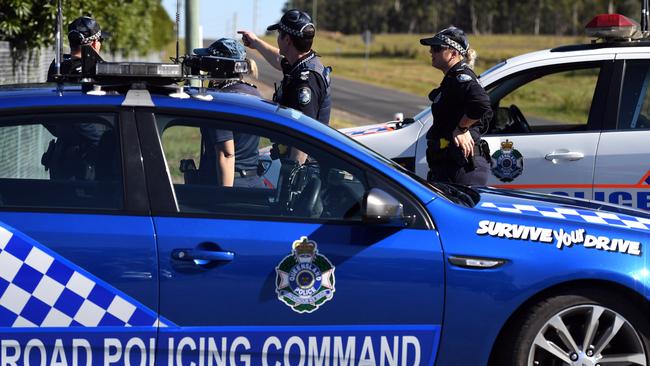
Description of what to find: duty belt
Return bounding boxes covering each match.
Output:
[236,168,258,177]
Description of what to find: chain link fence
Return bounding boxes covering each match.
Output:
[0,41,162,85]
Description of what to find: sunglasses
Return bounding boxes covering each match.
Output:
[431,45,450,53]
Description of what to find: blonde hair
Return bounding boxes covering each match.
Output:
[247,58,259,79]
[464,48,477,69]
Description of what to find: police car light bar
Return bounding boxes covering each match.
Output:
[585,14,640,40]
[96,62,183,78]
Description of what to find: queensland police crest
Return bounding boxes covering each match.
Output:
[491,139,524,182]
[276,236,335,313]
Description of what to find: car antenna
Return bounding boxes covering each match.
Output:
[643,0,649,38]
[174,0,181,63]
[55,0,64,95]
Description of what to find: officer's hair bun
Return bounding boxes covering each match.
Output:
[465,48,477,69]
[302,25,315,38]
[68,32,84,47]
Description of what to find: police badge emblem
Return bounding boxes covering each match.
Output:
[491,139,524,182]
[276,236,335,313]
[457,74,472,82]
[298,87,311,105]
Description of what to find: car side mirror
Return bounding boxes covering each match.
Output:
[361,188,407,227]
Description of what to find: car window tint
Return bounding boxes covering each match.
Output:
[491,67,600,134]
[157,115,370,221]
[0,114,122,210]
[619,62,650,130]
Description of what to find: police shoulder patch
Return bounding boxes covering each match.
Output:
[300,71,310,81]
[457,74,472,82]
[298,87,312,105]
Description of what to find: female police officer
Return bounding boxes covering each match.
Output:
[420,27,492,185]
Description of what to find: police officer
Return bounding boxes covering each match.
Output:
[194,38,266,188]
[44,16,110,180]
[238,9,332,163]
[420,27,492,185]
[47,16,104,81]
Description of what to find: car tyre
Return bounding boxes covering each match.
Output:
[503,288,649,366]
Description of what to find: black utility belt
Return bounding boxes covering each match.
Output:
[236,168,259,178]
[427,138,490,163]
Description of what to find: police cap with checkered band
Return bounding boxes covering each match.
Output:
[267,9,315,39]
[68,16,106,47]
[420,26,469,56]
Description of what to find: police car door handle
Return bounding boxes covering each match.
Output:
[545,151,584,161]
[171,248,235,263]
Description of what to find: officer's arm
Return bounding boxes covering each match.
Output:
[461,81,491,128]
[211,129,235,187]
[290,78,321,121]
[216,140,235,187]
[237,31,282,71]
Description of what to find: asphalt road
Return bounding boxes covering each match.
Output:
[249,52,430,123]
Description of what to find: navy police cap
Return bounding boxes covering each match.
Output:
[194,38,247,59]
[68,16,106,46]
[420,26,469,56]
[267,9,315,39]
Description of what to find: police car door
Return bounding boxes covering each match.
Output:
[482,61,613,201]
[0,110,159,364]
[593,55,650,211]
[142,111,444,366]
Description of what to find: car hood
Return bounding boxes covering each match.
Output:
[472,187,650,233]
[339,122,401,138]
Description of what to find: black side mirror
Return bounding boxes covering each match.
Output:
[361,188,407,227]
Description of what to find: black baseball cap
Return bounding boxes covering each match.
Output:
[68,16,105,47]
[420,26,469,55]
[267,9,315,39]
[194,38,247,59]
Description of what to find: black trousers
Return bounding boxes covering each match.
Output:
[427,145,490,186]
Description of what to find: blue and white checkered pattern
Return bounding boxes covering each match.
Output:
[0,225,172,328]
[480,202,650,231]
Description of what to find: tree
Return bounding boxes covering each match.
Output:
[0,0,174,61]
[281,0,647,36]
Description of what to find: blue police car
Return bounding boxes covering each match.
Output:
[0,76,648,366]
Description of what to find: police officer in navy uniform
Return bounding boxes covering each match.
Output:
[47,16,104,81]
[420,27,492,185]
[239,10,331,164]
[44,16,112,180]
[194,38,266,188]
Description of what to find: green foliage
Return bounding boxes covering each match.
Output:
[285,0,642,36]
[0,0,173,59]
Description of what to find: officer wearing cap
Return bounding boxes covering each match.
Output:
[43,16,110,180]
[238,9,332,126]
[420,26,492,185]
[194,38,266,188]
[47,16,104,81]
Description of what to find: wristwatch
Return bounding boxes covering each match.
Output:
[456,125,469,133]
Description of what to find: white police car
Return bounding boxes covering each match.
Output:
[345,14,650,212]
[0,48,648,366]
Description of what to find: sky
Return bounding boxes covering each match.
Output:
[161,0,287,40]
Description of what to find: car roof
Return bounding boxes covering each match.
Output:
[479,41,650,85]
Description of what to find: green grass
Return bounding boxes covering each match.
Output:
[262,33,587,96]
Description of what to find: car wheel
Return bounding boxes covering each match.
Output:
[505,289,649,366]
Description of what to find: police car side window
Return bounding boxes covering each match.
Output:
[618,62,650,130]
[489,66,601,134]
[156,115,370,222]
[0,114,122,210]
